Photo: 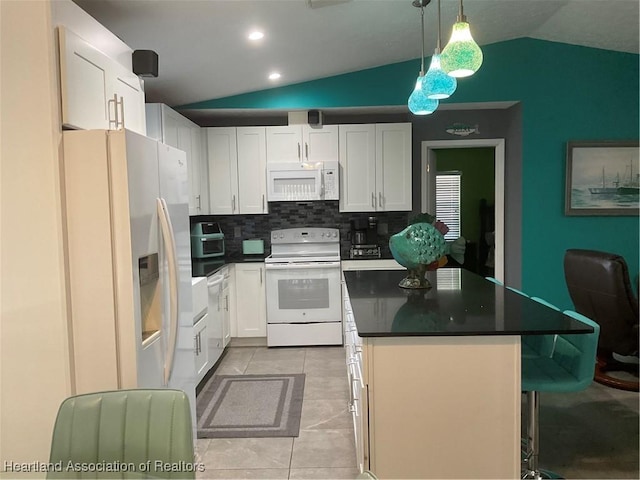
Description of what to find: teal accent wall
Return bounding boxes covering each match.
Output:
[184,38,639,309]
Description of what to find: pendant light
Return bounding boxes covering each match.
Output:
[408,0,438,115]
[422,0,456,99]
[440,0,483,78]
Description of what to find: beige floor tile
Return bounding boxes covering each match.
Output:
[288,467,360,479]
[213,347,256,375]
[303,357,347,376]
[200,437,293,470]
[300,399,352,430]
[245,358,305,374]
[252,346,306,361]
[197,468,290,479]
[290,429,356,469]
[304,346,346,362]
[303,376,349,400]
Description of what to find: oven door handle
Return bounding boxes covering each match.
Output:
[265,261,341,270]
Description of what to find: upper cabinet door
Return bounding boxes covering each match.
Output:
[207,127,238,215]
[376,123,412,211]
[266,126,302,163]
[58,26,146,135]
[58,27,110,130]
[237,127,268,214]
[339,124,377,212]
[111,66,146,135]
[303,125,339,164]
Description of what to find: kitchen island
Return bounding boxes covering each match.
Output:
[342,268,592,479]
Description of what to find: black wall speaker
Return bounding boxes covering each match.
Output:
[308,110,323,126]
[132,50,158,78]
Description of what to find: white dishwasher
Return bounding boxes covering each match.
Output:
[206,271,225,367]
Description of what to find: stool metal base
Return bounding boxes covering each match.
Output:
[521,391,564,480]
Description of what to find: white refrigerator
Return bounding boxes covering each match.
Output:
[62,128,196,431]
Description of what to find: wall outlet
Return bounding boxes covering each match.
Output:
[378,222,388,235]
[234,226,241,238]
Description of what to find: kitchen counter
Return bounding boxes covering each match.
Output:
[342,268,593,479]
[343,268,592,337]
[191,255,265,277]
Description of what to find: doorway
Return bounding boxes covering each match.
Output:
[421,139,505,282]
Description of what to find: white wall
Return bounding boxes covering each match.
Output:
[1,0,72,474]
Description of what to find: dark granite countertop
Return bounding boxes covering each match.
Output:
[343,268,593,337]
[191,255,265,277]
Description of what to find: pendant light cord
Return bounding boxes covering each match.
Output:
[458,0,466,22]
[420,4,426,75]
[436,0,441,53]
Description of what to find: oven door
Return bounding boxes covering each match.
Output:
[265,261,341,323]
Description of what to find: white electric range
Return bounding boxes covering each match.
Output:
[264,227,342,347]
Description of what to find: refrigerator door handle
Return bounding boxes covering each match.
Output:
[157,197,179,387]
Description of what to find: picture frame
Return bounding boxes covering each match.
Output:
[565,141,640,216]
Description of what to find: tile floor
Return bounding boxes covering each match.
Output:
[196,346,639,480]
[195,346,359,480]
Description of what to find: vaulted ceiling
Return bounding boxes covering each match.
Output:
[74,0,639,108]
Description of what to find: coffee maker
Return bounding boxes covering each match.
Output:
[349,217,381,259]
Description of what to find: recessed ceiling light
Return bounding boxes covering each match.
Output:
[268,72,281,80]
[248,31,264,41]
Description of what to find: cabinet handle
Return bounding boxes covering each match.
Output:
[118,96,125,128]
[196,195,201,210]
[371,192,375,208]
[232,194,236,213]
[297,142,301,161]
[262,194,265,211]
[378,192,383,208]
[108,94,119,129]
[305,142,309,160]
[225,295,229,311]
[260,268,263,284]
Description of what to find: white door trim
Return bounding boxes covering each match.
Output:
[421,139,505,282]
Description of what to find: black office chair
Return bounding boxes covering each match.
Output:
[564,249,639,391]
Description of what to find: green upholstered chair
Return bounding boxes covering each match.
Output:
[47,389,195,479]
[521,310,599,479]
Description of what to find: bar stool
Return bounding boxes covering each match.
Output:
[521,310,600,479]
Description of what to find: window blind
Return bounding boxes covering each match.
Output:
[436,171,461,241]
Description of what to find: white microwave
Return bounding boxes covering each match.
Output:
[266,161,339,202]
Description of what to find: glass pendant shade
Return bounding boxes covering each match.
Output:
[440,21,483,78]
[422,53,457,99]
[408,76,438,115]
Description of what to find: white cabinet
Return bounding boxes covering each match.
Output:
[192,277,209,385]
[233,263,267,337]
[339,123,412,212]
[266,125,338,164]
[193,316,208,383]
[146,104,208,215]
[220,265,232,347]
[58,26,146,135]
[206,127,268,215]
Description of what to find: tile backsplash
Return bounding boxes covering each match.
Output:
[191,201,409,259]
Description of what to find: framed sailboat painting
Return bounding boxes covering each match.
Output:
[565,141,640,216]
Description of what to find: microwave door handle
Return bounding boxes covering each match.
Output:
[156,198,179,387]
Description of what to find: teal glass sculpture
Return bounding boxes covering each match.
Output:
[408,76,439,115]
[440,21,483,78]
[422,53,457,99]
[389,222,447,289]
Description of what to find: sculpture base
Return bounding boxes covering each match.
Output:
[398,266,432,290]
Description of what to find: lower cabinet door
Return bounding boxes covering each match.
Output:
[194,315,209,384]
